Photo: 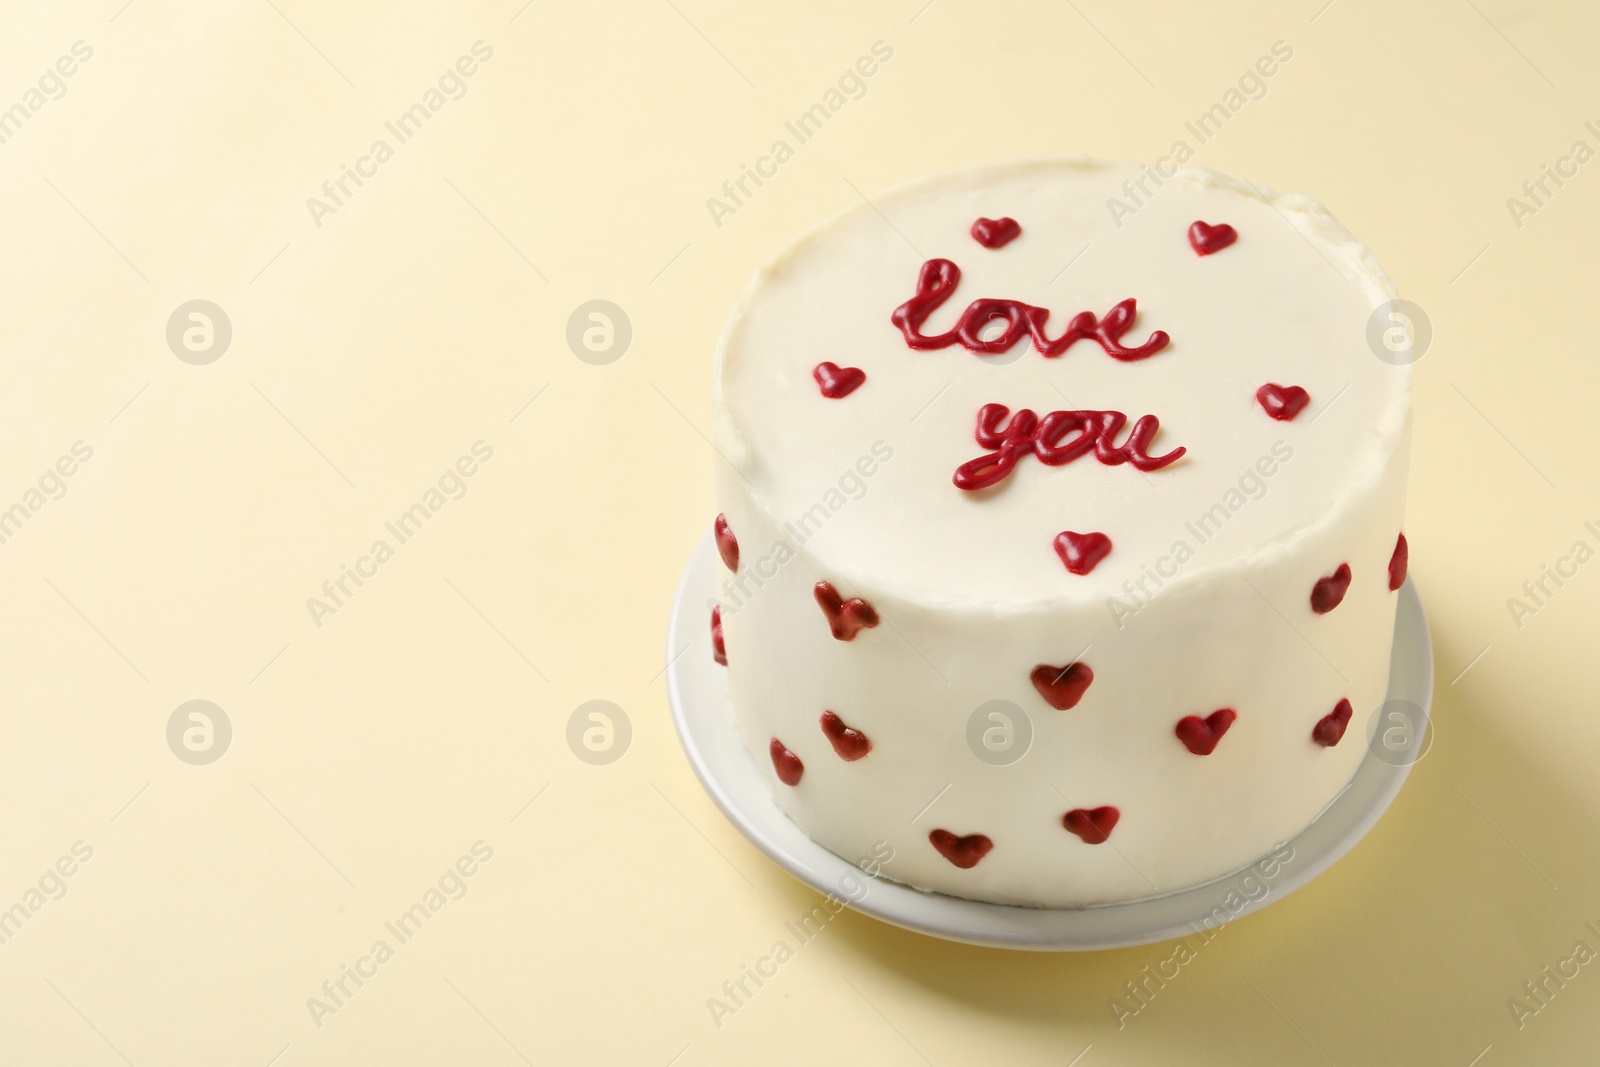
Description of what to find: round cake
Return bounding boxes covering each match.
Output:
[708,159,1412,908]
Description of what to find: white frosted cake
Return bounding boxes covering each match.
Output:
[708,159,1411,908]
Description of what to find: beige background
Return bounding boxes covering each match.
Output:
[0,0,1596,1063]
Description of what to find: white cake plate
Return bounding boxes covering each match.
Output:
[665,532,1433,951]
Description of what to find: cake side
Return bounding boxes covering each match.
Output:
[708,159,1413,907]
[713,428,1406,906]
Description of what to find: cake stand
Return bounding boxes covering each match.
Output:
[665,532,1433,951]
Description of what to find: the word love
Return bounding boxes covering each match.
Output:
[891,259,1170,360]
[953,403,1186,491]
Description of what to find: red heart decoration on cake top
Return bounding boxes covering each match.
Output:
[819,710,872,761]
[1054,531,1113,576]
[714,513,739,571]
[769,738,804,786]
[814,581,879,640]
[928,829,993,869]
[1030,662,1095,710]
[1388,533,1409,591]
[1312,698,1354,748]
[1188,220,1237,256]
[812,361,866,399]
[1062,806,1120,844]
[1175,708,1236,755]
[970,216,1022,249]
[1256,383,1310,421]
[710,606,726,666]
[1311,563,1352,614]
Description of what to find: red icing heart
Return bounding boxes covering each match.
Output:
[1256,383,1310,421]
[1389,533,1408,591]
[710,606,726,666]
[970,216,1021,249]
[1063,806,1120,844]
[812,361,866,399]
[714,513,739,571]
[1054,531,1113,575]
[769,738,804,786]
[1188,220,1237,256]
[1311,563,1352,614]
[928,829,993,869]
[820,710,872,761]
[814,581,879,640]
[1030,662,1094,710]
[1175,708,1236,755]
[1312,698,1353,747]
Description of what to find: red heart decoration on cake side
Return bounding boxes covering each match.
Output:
[1255,383,1310,421]
[1062,806,1120,844]
[714,513,739,571]
[928,829,993,869]
[970,216,1022,249]
[1388,533,1409,591]
[812,361,866,399]
[814,581,880,640]
[1054,531,1113,576]
[710,606,726,666]
[820,710,872,761]
[769,738,804,786]
[1188,220,1237,256]
[1311,563,1352,614]
[1030,662,1095,710]
[1175,708,1236,755]
[1312,698,1354,748]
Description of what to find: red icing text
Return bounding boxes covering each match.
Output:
[891,259,1169,360]
[953,403,1185,490]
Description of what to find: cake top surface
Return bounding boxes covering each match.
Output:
[714,159,1411,608]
